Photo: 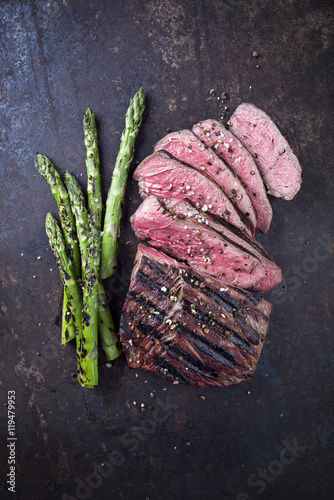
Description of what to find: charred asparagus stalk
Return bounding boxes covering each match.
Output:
[45,213,84,382]
[64,172,122,360]
[82,110,122,360]
[35,153,81,343]
[101,86,145,279]
[83,108,103,229]
[63,172,89,279]
[80,218,100,388]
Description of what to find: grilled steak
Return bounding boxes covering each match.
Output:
[119,244,271,387]
[154,129,256,234]
[131,196,266,289]
[164,198,282,292]
[230,103,302,200]
[133,152,250,234]
[192,119,273,234]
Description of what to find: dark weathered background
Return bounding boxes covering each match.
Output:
[1,1,333,499]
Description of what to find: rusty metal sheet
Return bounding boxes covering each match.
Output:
[1,0,334,499]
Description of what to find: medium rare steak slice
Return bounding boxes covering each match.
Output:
[131,196,266,289]
[192,119,273,234]
[119,244,271,387]
[230,103,302,200]
[164,199,282,292]
[154,129,256,234]
[133,152,249,234]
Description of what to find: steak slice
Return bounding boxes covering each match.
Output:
[164,199,282,292]
[133,152,249,234]
[154,129,256,234]
[131,196,266,289]
[192,119,273,234]
[229,103,302,200]
[119,244,271,387]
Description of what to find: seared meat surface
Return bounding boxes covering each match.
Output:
[120,244,271,387]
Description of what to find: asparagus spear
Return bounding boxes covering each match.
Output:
[83,108,103,230]
[80,218,100,388]
[101,86,145,279]
[46,212,100,387]
[35,153,81,343]
[45,213,84,383]
[83,109,123,360]
[64,172,122,360]
[63,172,89,279]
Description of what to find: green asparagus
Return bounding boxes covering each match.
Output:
[64,172,121,360]
[35,153,81,344]
[37,88,145,387]
[81,218,100,388]
[83,108,103,230]
[63,172,89,279]
[83,109,123,360]
[101,86,145,279]
[45,213,84,382]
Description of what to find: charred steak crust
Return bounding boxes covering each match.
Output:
[119,244,271,387]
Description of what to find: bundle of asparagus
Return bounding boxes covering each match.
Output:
[35,87,145,388]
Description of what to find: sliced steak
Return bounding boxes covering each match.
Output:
[131,196,266,289]
[133,152,250,234]
[154,129,256,234]
[120,244,271,387]
[164,199,282,292]
[230,103,302,200]
[192,119,273,234]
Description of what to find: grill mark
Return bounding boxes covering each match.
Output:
[127,287,166,317]
[135,268,173,295]
[178,323,236,367]
[229,285,260,305]
[138,252,268,333]
[141,246,261,313]
[167,344,219,379]
[119,315,133,337]
[136,321,162,341]
[234,316,261,345]
[153,355,189,384]
[181,274,240,313]
[182,299,253,352]
[142,255,179,283]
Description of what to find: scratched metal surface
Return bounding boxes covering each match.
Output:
[0,1,334,499]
